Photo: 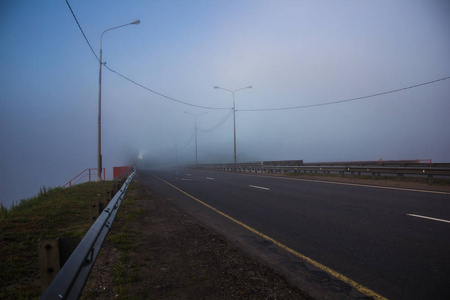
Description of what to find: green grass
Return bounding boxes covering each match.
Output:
[0,181,116,299]
[105,182,144,300]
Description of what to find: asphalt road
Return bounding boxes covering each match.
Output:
[139,167,450,300]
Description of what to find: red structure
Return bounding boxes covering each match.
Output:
[63,168,105,187]
[113,166,132,179]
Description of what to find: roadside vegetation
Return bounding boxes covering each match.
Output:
[80,180,144,299]
[0,181,116,299]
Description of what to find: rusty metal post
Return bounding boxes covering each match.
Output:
[89,202,102,224]
[38,240,60,292]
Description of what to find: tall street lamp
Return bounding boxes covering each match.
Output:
[97,19,140,181]
[185,111,207,164]
[213,85,252,163]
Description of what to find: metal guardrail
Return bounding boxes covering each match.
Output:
[194,161,450,184]
[41,170,136,300]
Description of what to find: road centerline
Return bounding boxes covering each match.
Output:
[249,184,270,191]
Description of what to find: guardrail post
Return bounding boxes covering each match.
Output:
[38,238,79,292]
[89,202,102,224]
[105,190,111,202]
[428,174,434,185]
[38,240,60,292]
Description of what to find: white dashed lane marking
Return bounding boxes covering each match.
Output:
[249,185,270,191]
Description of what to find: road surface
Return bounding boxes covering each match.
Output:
[139,167,450,300]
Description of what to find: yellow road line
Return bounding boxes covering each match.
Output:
[150,172,388,300]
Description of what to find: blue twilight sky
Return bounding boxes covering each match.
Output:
[1,0,450,207]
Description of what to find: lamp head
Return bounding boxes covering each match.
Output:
[130,19,141,25]
[213,86,220,89]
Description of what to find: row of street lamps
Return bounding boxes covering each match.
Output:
[96,19,251,180]
[185,86,252,165]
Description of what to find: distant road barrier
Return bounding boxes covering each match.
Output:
[113,165,132,179]
[192,160,450,184]
[41,169,136,300]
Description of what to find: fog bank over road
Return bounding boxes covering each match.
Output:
[1,1,449,209]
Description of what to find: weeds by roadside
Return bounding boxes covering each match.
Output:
[0,181,116,299]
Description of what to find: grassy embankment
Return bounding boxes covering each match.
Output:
[0,181,118,299]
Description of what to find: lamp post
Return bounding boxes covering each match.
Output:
[97,19,140,181]
[185,111,207,164]
[213,85,252,163]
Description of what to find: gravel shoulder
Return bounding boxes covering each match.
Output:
[83,176,311,299]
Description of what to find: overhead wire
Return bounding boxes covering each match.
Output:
[198,109,234,132]
[65,1,450,114]
[103,65,230,110]
[65,0,230,111]
[239,76,450,112]
[65,0,99,62]
[179,129,195,150]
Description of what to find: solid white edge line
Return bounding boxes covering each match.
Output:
[206,177,215,180]
[407,214,450,224]
[249,185,270,191]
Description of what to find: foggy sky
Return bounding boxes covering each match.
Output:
[1,0,450,207]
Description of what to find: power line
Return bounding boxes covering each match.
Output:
[65,0,99,62]
[65,0,230,111]
[65,1,450,113]
[239,76,450,112]
[198,109,234,132]
[104,65,231,110]
[180,129,195,150]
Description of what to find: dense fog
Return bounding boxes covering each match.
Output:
[1,0,450,207]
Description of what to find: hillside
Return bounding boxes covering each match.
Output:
[0,181,116,299]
